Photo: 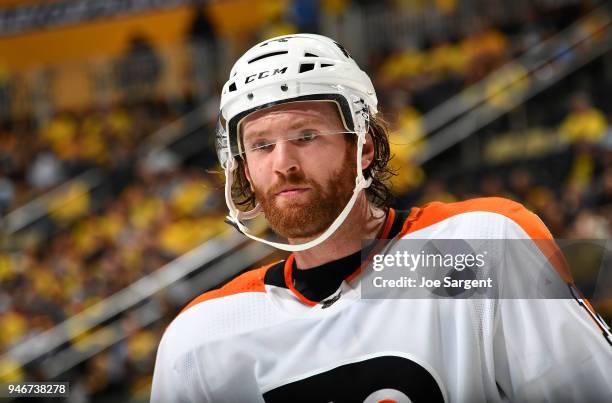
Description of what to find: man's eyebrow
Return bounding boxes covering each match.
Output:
[242,129,266,140]
[287,119,316,131]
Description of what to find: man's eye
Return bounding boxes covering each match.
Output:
[251,140,274,151]
[295,132,318,142]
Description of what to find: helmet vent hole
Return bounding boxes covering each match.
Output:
[321,63,334,68]
[247,93,254,100]
[280,84,288,91]
[304,52,318,57]
[248,51,288,64]
[299,63,315,73]
[228,82,237,92]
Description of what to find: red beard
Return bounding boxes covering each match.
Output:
[254,147,356,239]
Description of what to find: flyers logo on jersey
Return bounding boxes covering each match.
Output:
[263,356,444,402]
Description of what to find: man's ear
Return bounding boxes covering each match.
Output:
[361,131,375,170]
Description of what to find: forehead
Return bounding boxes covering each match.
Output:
[240,101,343,136]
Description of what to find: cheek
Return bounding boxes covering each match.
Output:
[305,157,340,184]
[308,145,351,179]
[245,160,269,189]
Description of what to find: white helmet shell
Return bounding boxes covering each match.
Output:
[218,33,378,166]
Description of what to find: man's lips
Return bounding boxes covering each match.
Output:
[275,187,310,197]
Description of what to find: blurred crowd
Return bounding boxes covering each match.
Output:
[0,0,611,402]
[0,102,179,213]
[0,164,228,400]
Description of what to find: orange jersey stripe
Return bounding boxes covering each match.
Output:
[284,254,317,306]
[179,263,273,316]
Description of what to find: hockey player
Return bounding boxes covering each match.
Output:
[151,34,611,402]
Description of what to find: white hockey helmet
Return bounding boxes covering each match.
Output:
[216,33,378,252]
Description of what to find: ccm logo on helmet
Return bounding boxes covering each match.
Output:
[245,67,288,84]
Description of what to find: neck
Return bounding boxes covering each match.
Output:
[288,194,387,269]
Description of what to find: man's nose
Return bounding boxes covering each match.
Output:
[271,141,300,175]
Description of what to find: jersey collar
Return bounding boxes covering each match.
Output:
[283,208,398,306]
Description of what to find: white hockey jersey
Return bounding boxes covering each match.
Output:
[151,197,612,403]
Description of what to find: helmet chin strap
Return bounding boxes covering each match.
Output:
[223,129,372,252]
